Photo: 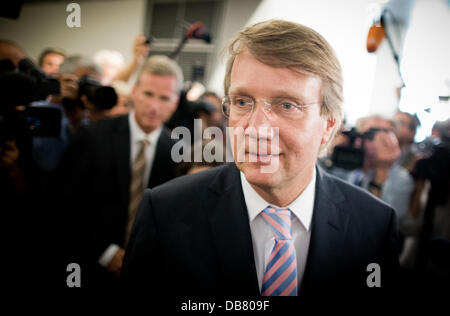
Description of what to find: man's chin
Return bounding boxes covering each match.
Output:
[237,162,280,187]
[141,120,159,133]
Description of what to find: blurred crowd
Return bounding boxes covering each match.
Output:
[319,111,450,288]
[0,34,449,290]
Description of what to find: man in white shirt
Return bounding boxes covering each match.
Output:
[60,55,183,287]
[122,20,399,297]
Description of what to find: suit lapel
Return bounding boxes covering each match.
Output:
[206,164,260,295]
[301,166,350,293]
[112,115,131,208]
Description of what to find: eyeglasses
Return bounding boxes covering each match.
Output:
[222,95,319,120]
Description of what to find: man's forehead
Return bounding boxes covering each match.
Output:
[60,73,78,80]
[395,112,411,121]
[231,51,319,81]
[363,118,393,131]
[233,50,316,74]
[229,51,321,99]
[137,73,179,97]
[139,73,176,86]
[45,53,64,59]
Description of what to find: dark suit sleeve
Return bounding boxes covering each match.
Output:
[382,207,401,290]
[121,189,159,289]
[57,126,93,262]
[58,125,113,261]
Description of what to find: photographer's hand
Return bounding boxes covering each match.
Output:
[114,34,151,82]
[0,140,27,195]
[133,34,151,64]
[106,247,125,277]
[0,140,19,168]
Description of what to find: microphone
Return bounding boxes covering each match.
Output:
[186,22,212,43]
[169,21,212,59]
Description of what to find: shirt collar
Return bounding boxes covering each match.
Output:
[240,167,316,231]
[128,109,163,145]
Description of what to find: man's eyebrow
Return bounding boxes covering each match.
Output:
[228,87,249,95]
[228,87,303,100]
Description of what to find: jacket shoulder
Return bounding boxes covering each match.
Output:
[150,164,229,200]
[320,169,396,221]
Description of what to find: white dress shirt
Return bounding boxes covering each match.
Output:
[128,109,162,188]
[240,168,316,291]
[98,111,162,267]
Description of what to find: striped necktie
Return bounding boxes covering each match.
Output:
[260,206,298,296]
[125,139,149,246]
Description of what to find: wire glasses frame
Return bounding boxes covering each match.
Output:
[222,95,319,120]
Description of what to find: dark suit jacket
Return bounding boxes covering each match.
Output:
[59,115,178,273]
[121,163,399,296]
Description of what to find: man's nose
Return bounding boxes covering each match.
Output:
[245,104,275,140]
[145,96,159,110]
[247,103,271,128]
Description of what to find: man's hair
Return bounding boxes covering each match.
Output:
[397,111,420,132]
[59,55,99,75]
[355,115,394,133]
[38,47,66,66]
[199,91,221,103]
[93,49,124,72]
[136,55,184,93]
[224,19,344,156]
[0,39,27,66]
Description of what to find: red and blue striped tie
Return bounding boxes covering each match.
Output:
[260,206,298,296]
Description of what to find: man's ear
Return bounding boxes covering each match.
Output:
[321,117,337,144]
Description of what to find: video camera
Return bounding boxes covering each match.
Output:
[78,75,117,111]
[0,58,119,144]
[331,127,391,170]
[0,58,62,143]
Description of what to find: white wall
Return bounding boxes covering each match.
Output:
[399,0,450,140]
[0,0,147,63]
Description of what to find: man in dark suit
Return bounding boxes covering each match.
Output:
[122,20,399,296]
[60,55,183,287]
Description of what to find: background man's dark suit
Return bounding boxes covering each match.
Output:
[58,114,178,287]
[122,163,399,295]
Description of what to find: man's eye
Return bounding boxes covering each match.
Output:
[282,103,294,109]
[160,96,170,102]
[277,101,299,111]
[235,98,250,106]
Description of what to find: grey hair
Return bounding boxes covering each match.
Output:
[59,55,100,75]
[136,55,184,93]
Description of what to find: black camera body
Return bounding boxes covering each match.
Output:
[0,58,62,143]
[331,128,365,170]
[331,127,388,170]
[18,58,60,100]
[77,75,117,111]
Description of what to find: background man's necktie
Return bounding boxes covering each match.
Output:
[260,206,298,296]
[125,139,149,246]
